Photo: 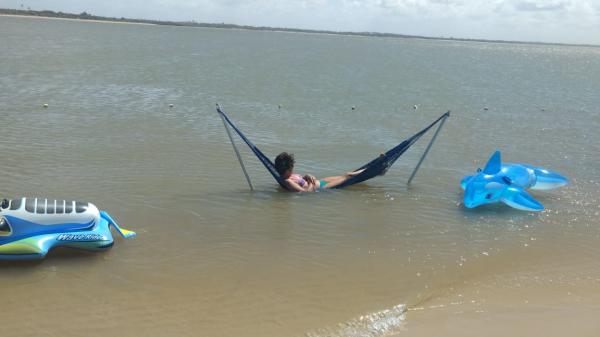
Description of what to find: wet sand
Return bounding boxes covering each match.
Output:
[403,277,600,337]
[306,237,600,337]
[399,232,600,336]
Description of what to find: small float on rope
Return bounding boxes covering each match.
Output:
[461,151,568,211]
[0,198,135,260]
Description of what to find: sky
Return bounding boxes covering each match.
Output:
[2,0,599,44]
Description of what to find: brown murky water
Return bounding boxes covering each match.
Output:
[1,15,599,337]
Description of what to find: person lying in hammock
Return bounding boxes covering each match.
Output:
[274,152,365,192]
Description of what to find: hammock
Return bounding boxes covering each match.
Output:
[217,106,449,190]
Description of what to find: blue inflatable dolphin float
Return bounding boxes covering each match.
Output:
[461,151,568,211]
[0,198,135,260]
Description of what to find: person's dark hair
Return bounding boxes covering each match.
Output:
[274,152,294,176]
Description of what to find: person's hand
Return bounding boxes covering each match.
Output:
[304,174,317,185]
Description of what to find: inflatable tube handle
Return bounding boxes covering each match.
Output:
[100,211,136,238]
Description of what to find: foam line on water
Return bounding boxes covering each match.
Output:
[306,304,407,337]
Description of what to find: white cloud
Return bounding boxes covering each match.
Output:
[371,0,597,18]
[512,0,568,11]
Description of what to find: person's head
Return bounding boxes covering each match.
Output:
[275,152,294,178]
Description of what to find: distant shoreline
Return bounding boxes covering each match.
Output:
[0,14,155,26]
[1,8,598,48]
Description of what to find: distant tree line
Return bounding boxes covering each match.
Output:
[0,7,596,47]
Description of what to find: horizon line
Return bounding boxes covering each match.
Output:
[1,7,599,48]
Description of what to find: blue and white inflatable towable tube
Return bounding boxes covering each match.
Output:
[0,198,135,260]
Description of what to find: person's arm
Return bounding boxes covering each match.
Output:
[285,179,315,192]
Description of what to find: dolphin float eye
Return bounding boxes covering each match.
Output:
[485,193,493,200]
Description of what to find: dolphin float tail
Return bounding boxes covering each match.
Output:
[520,164,568,190]
[100,211,136,238]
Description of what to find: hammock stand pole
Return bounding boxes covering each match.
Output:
[407,111,450,186]
[217,104,254,191]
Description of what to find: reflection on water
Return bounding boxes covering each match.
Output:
[307,304,407,337]
[0,15,599,337]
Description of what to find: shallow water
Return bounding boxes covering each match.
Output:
[1,15,600,337]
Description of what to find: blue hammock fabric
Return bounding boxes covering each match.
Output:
[217,106,449,190]
[217,106,289,189]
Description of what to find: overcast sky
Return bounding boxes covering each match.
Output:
[2,0,599,44]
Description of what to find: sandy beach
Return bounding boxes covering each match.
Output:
[402,255,600,336]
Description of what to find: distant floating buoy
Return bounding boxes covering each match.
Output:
[42,103,48,108]
[278,104,282,109]
[541,108,546,112]
[168,104,174,108]
[483,107,489,111]
[413,105,418,110]
[351,105,356,110]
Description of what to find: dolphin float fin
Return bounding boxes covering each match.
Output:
[483,150,502,175]
[501,186,544,211]
[100,211,137,238]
